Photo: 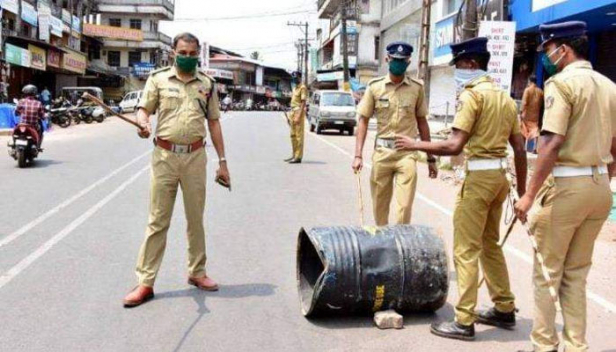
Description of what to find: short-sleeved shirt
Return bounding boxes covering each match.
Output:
[16,97,44,127]
[291,84,308,109]
[138,66,220,145]
[452,76,520,160]
[521,84,543,123]
[541,61,616,167]
[356,75,428,139]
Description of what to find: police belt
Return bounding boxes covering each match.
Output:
[375,138,396,149]
[552,165,608,178]
[466,158,507,171]
[154,138,204,154]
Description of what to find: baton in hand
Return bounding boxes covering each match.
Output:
[82,93,145,132]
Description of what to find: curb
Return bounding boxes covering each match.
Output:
[0,129,11,136]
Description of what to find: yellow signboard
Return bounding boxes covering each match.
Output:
[62,51,86,74]
[28,45,46,71]
[83,23,143,42]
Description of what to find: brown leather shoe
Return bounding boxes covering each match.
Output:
[188,276,219,291]
[123,285,154,308]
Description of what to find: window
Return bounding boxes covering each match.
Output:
[108,51,121,67]
[150,21,158,32]
[374,36,380,61]
[446,0,464,15]
[109,18,122,27]
[129,51,142,66]
[129,19,142,30]
[322,93,354,107]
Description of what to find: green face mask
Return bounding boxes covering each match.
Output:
[389,59,410,76]
[175,55,199,73]
[541,45,564,76]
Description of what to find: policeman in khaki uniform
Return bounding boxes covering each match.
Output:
[515,22,616,352]
[353,41,437,226]
[285,71,308,164]
[395,37,528,340]
[123,33,231,307]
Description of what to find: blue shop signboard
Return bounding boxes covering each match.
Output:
[511,0,616,32]
[21,1,38,27]
[433,14,456,65]
[133,63,156,78]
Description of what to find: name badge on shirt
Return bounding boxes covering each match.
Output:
[377,98,390,108]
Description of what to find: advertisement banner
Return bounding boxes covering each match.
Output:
[28,44,46,71]
[72,15,80,32]
[62,51,86,74]
[0,0,18,15]
[434,14,456,65]
[83,23,143,41]
[533,0,568,12]
[47,49,61,68]
[50,16,63,37]
[479,21,517,94]
[5,44,30,68]
[21,1,38,27]
[37,0,51,15]
[62,9,71,24]
[39,16,51,42]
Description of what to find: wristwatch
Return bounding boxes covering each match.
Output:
[219,157,227,163]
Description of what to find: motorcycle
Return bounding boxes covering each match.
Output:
[8,123,42,168]
[47,103,72,128]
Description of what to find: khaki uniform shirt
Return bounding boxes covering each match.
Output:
[452,76,520,160]
[138,66,221,145]
[521,84,543,123]
[357,75,428,139]
[542,61,616,167]
[290,84,308,109]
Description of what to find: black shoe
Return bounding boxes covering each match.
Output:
[288,158,302,164]
[476,308,516,329]
[284,157,294,162]
[430,321,475,341]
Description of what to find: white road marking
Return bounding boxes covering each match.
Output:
[0,165,150,290]
[0,150,151,250]
[310,132,616,314]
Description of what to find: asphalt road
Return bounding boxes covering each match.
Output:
[0,112,615,352]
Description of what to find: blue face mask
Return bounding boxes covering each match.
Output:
[454,69,487,93]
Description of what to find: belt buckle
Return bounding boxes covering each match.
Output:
[172,144,189,154]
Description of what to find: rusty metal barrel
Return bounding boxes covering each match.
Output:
[297,225,448,317]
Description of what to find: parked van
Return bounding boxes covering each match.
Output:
[308,90,356,135]
[119,91,143,113]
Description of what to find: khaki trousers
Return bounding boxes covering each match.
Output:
[135,146,208,287]
[290,110,305,160]
[529,174,611,352]
[370,147,418,226]
[453,169,516,326]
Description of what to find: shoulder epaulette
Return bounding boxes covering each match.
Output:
[150,66,172,76]
[368,76,386,86]
[198,70,216,83]
[409,77,424,86]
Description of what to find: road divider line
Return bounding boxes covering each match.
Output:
[310,132,616,314]
[0,165,151,290]
[0,150,152,250]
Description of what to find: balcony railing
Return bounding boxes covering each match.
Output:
[96,0,175,12]
[143,31,172,46]
[317,0,343,19]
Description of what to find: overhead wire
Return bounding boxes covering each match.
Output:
[173,8,316,22]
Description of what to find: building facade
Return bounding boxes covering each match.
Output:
[315,0,381,89]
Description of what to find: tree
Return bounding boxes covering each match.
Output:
[250,51,260,60]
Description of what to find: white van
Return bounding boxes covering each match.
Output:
[119,91,143,113]
[308,90,357,135]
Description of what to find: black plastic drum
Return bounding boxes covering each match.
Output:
[297,225,449,317]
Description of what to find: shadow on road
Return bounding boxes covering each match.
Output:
[32,159,64,168]
[154,283,277,352]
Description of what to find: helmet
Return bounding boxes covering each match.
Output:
[22,84,38,96]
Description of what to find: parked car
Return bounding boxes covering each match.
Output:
[308,90,357,135]
[119,91,143,113]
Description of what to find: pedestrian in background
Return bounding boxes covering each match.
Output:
[285,71,307,164]
[520,75,543,152]
[352,41,437,226]
[40,87,51,106]
[394,37,528,341]
[123,32,230,308]
[515,21,616,352]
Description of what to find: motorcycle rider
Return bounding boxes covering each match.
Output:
[15,84,46,148]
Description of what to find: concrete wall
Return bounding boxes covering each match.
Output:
[379,9,422,75]
[99,13,161,32]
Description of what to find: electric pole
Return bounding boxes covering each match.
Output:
[417,0,431,82]
[341,2,350,92]
[462,0,478,40]
[288,21,310,86]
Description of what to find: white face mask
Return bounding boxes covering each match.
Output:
[454,68,488,93]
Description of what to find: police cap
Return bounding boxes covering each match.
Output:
[538,21,587,51]
[386,41,413,59]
